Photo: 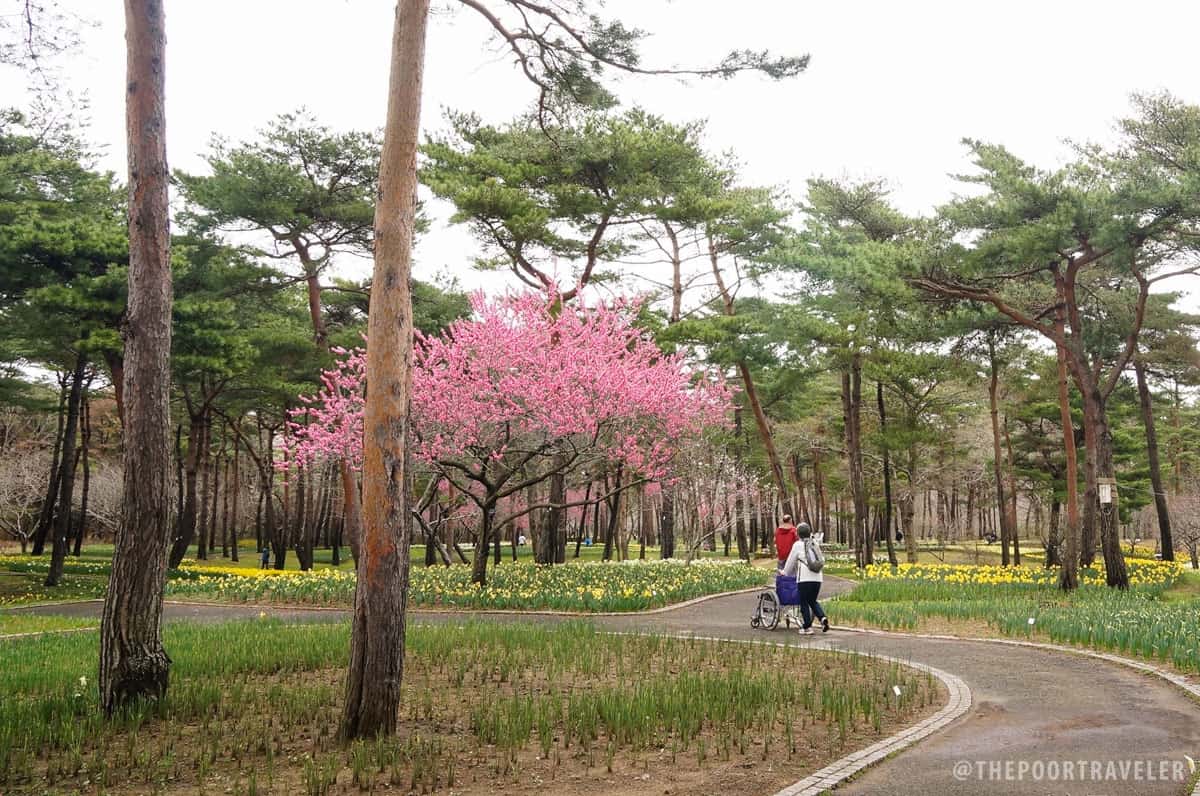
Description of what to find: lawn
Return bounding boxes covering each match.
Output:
[826,558,1200,674]
[0,620,941,795]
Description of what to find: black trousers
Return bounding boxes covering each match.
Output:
[797,581,826,628]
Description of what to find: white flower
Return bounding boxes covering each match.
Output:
[78,676,87,687]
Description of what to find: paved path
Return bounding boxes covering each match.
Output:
[13,578,1200,795]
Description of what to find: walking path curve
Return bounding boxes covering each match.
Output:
[11,577,1200,795]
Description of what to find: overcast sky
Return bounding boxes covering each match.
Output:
[5,0,1199,307]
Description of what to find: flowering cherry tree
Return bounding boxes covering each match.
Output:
[290,291,730,584]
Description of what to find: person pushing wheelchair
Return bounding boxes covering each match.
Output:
[778,522,829,635]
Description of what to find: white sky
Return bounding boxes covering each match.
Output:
[4,0,1200,308]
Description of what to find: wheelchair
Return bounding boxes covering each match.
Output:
[750,574,801,630]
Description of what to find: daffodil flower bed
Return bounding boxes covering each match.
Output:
[162,559,767,612]
[861,559,1180,592]
[832,558,1200,673]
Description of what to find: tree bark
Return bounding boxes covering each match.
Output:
[842,361,868,567]
[536,468,563,565]
[1134,358,1173,561]
[1046,497,1062,567]
[659,489,675,559]
[876,381,898,565]
[32,376,68,556]
[73,387,93,557]
[46,354,86,586]
[1055,300,1081,591]
[987,334,1013,566]
[101,0,173,714]
[197,415,211,560]
[169,413,202,568]
[340,0,429,740]
[1002,413,1020,565]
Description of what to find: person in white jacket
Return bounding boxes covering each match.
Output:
[779,523,829,635]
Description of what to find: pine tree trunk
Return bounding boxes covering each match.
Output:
[46,355,86,586]
[340,0,428,740]
[1046,497,1062,567]
[100,0,173,714]
[1134,359,1174,561]
[877,382,898,565]
[170,414,202,568]
[1003,414,1020,565]
[32,378,68,556]
[73,389,93,557]
[197,416,211,560]
[987,335,1013,566]
[1055,299,1081,590]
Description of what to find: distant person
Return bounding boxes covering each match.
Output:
[780,522,828,635]
[518,534,527,546]
[774,514,798,568]
[260,547,270,569]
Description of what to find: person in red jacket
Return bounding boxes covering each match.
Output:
[774,515,798,568]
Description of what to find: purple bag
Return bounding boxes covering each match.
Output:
[775,574,800,606]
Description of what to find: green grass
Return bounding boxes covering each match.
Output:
[0,619,940,793]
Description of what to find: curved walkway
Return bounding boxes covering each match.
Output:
[13,578,1200,795]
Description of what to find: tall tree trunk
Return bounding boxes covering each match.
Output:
[73,388,93,557]
[340,0,428,740]
[471,502,494,586]
[789,455,812,526]
[220,454,230,558]
[876,382,898,565]
[294,465,308,569]
[1046,497,1062,568]
[100,0,173,714]
[707,239,791,514]
[230,438,240,562]
[1134,359,1174,561]
[603,467,623,562]
[575,480,592,559]
[1056,300,1082,591]
[46,354,86,586]
[170,414,202,568]
[340,464,363,562]
[659,489,674,559]
[734,482,749,562]
[987,335,1013,566]
[902,447,919,562]
[1003,414,1020,565]
[32,377,68,556]
[842,360,868,567]
[1090,396,1129,589]
[197,416,211,560]
[536,468,563,565]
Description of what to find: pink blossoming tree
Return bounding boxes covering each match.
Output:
[290,291,730,584]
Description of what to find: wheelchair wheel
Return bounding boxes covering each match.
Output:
[758,591,780,630]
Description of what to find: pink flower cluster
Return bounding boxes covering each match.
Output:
[287,292,730,481]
